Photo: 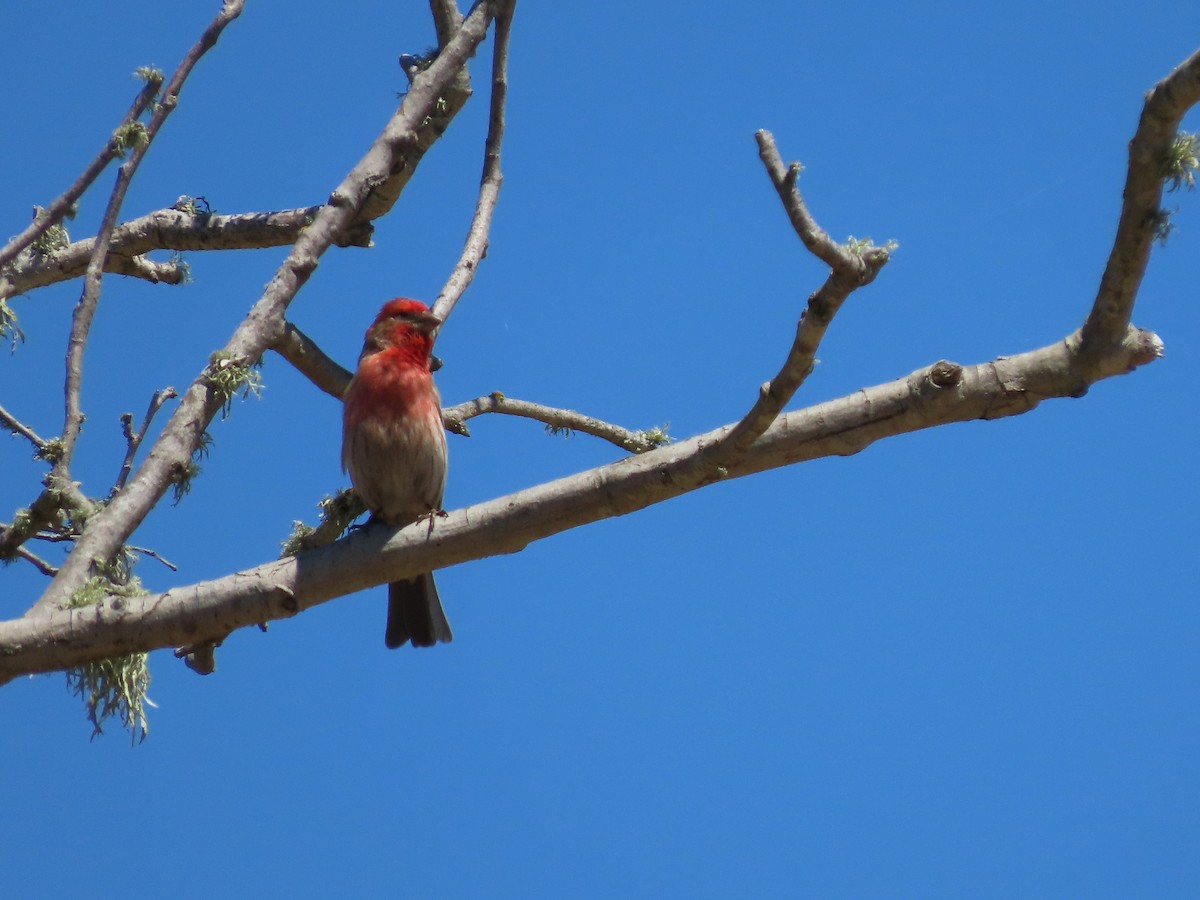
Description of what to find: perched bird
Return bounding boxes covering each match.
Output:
[341,298,452,648]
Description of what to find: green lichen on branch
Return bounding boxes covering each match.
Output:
[207,354,263,419]
[133,65,164,87]
[0,489,68,561]
[111,121,149,157]
[843,235,899,256]
[0,507,39,562]
[1164,131,1199,192]
[65,575,154,743]
[281,489,367,556]
[0,297,24,348]
[33,437,65,464]
[633,424,672,451]
[31,221,70,257]
[170,430,212,504]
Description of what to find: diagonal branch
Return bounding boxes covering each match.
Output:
[432,0,514,326]
[1080,48,1200,358]
[0,323,1163,681]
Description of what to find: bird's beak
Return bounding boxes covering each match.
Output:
[414,309,442,333]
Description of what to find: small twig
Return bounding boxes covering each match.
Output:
[14,546,58,577]
[432,0,514,326]
[756,137,847,270]
[442,392,667,452]
[106,253,190,286]
[112,388,178,495]
[271,322,352,400]
[175,636,225,675]
[0,401,49,450]
[0,73,163,272]
[127,544,178,572]
[32,530,76,543]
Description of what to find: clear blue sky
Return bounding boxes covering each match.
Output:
[2,2,1197,897]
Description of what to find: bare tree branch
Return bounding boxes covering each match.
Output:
[433,0,513,325]
[30,0,503,615]
[0,206,373,301]
[112,388,178,496]
[0,73,163,272]
[105,253,190,287]
[429,0,464,47]
[442,393,666,452]
[12,546,58,578]
[271,322,353,400]
[0,401,49,451]
[127,545,178,572]
[0,325,1162,681]
[1080,48,1200,358]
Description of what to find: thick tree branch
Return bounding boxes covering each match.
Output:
[30,1,501,615]
[0,323,1162,681]
[433,0,513,325]
[1080,49,1200,358]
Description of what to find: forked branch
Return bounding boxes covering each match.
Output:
[1080,48,1200,357]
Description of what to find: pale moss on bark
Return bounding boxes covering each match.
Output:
[65,576,154,743]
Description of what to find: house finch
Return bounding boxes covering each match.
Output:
[342,298,452,648]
